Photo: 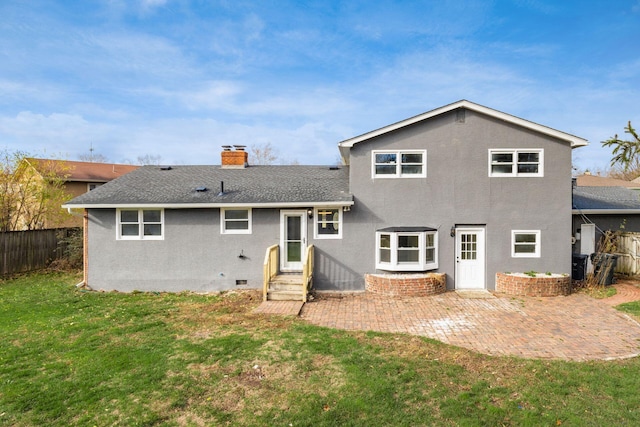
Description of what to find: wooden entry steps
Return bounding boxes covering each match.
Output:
[267,274,305,301]
[263,244,314,302]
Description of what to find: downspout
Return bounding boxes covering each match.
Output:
[83,209,89,288]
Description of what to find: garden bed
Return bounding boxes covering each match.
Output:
[365,273,446,297]
[495,272,571,297]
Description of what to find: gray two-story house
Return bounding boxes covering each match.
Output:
[63,100,588,295]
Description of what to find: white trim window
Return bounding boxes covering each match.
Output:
[376,227,438,271]
[372,150,427,178]
[314,207,342,239]
[512,230,541,258]
[221,208,252,234]
[117,209,164,240]
[489,149,543,177]
[87,183,103,191]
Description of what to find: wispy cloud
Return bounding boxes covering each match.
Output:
[0,1,637,171]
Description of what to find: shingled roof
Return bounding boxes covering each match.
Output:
[26,158,138,182]
[575,174,640,188]
[63,165,353,208]
[573,186,640,212]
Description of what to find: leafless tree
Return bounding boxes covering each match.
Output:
[249,142,279,165]
[136,154,163,165]
[78,151,109,163]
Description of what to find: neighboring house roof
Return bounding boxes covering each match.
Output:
[26,158,139,183]
[338,100,589,164]
[573,186,640,213]
[63,165,353,208]
[575,174,640,188]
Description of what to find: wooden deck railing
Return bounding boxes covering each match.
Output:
[263,244,279,301]
[302,245,314,302]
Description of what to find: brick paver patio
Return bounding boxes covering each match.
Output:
[299,283,640,361]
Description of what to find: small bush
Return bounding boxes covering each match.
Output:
[49,228,83,271]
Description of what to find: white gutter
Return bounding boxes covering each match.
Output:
[63,200,355,210]
[66,207,85,216]
[572,209,640,214]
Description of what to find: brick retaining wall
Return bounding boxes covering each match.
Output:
[495,273,571,297]
[365,273,446,297]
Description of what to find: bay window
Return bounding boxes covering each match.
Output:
[376,227,438,271]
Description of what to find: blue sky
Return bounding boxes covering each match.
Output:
[1,0,639,171]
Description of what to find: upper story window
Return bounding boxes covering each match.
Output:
[489,149,543,177]
[117,209,163,240]
[512,230,541,258]
[221,208,252,234]
[372,150,427,178]
[314,207,342,239]
[376,227,438,271]
[87,183,103,191]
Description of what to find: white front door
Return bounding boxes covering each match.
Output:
[455,227,486,289]
[280,210,307,271]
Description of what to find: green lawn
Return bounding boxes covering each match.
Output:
[1,272,640,426]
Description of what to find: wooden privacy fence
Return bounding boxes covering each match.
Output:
[0,228,80,276]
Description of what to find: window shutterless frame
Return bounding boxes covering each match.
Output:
[116,208,164,240]
[488,149,543,177]
[314,207,342,239]
[372,150,427,178]
[511,230,541,258]
[221,208,252,234]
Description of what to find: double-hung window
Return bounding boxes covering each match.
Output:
[117,209,164,240]
[221,208,252,234]
[372,150,426,178]
[512,230,541,258]
[489,149,543,177]
[314,207,342,239]
[376,227,438,271]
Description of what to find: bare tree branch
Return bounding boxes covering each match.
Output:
[249,142,279,165]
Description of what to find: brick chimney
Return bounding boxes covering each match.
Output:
[221,145,248,169]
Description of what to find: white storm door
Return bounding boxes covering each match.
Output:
[280,210,307,271]
[455,227,486,289]
[580,223,596,273]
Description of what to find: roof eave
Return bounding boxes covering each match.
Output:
[63,200,355,210]
[338,100,589,150]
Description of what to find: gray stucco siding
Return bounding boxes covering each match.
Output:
[344,108,572,290]
[87,206,363,292]
[87,208,281,292]
[83,106,575,293]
